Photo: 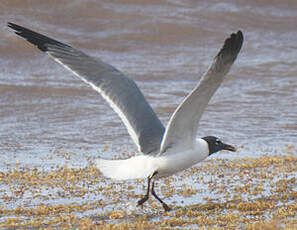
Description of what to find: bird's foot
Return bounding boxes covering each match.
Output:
[162,203,172,212]
[137,196,148,206]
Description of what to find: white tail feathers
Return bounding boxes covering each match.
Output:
[96,155,157,180]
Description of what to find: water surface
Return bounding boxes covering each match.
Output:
[0,0,296,176]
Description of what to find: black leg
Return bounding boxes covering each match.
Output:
[151,179,172,212]
[137,175,152,206]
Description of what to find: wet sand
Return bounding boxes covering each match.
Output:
[0,149,296,228]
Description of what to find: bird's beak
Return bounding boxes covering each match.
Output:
[222,143,236,152]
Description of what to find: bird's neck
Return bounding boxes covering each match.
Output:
[194,138,210,159]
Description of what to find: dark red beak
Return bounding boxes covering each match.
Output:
[222,143,236,152]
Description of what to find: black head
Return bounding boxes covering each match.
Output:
[202,136,236,155]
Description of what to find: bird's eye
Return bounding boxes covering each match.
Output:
[216,139,221,145]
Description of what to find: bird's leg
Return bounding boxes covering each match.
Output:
[137,172,155,206]
[151,177,172,212]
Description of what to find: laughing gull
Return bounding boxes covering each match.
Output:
[8,22,243,211]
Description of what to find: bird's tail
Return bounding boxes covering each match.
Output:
[96,155,156,180]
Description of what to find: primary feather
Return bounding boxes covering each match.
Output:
[160,31,243,154]
[8,22,165,155]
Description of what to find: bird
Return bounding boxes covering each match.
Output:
[8,22,243,211]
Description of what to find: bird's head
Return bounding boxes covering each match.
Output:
[202,136,236,155]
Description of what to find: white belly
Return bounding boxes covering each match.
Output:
[154,140,209,178]
[97,138,209,180]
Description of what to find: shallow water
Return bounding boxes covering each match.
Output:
[1,0,296,168]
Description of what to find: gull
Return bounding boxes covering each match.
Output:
[8,22,243,211]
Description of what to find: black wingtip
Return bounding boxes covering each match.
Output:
[8,22,70,52]
[219,30,244,58]
[234,30,244,52]
[8,22,18,29]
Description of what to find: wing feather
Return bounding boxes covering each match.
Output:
[160,31,243,154]
[8,22,165,154]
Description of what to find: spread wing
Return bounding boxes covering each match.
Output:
[160,31,243,154]
[8,22,165,155]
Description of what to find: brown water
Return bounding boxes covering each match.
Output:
[1,0,297,168]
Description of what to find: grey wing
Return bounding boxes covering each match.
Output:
[8,22,165,155]
[160,31,243,154]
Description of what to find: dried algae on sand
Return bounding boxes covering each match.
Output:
[0,148,296,229]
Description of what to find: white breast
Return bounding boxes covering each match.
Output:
[154,138,209,178]
[96,139,209,180]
